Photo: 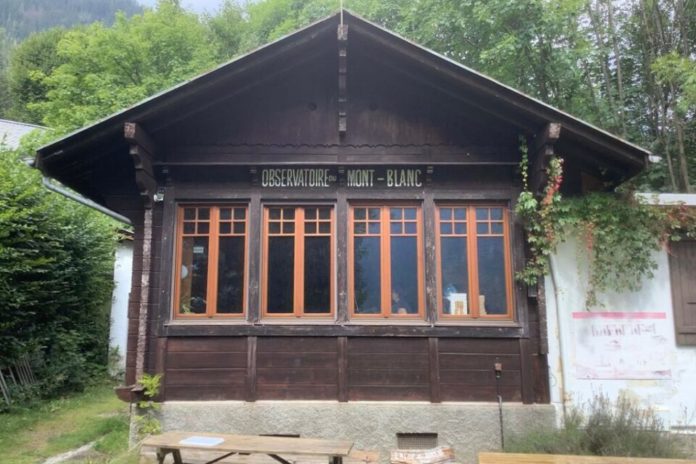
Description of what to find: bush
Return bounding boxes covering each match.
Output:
[0,140,117,399]
[507,393,684,458]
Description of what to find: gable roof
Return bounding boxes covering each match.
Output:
[35,10,649,203]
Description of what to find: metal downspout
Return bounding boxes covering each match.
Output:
[548,253,570,422]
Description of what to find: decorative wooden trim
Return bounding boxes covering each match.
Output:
[337,24,348,137]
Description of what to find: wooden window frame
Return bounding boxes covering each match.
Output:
[260,205,336,318]
[173,204,248,319]
[435,204,514,320]
[348,204,426,319]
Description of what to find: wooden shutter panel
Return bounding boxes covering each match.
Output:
[669,240,696,345]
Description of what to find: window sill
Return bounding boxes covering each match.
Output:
[434,319,520,328]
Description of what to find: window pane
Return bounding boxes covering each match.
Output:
[454,208,466,220]
[390,236,418,315]
[441,236,468,315]
[234,208,246,220]
[184,208,195,220]
[368,222,380,234]
[220,208,232,220]
[476,208,488,220]
[304,236,331,313]
[353,237,381,314]
[305,223,317,234]
[267,236,294,313]
[282,222,295,234]
[404,208,416,220]
[284,208,295,219]
[354,208,366,220]
[269,222,280,234]
[305,208,317,220]
[440,208,452,220]
[233,222,245,234]
[454,223,466,235]
[390,208,402,220]
[319,208,331,219]
[354,222,366,234]
[269,208,281,220]
[405,222,417,235]
[491,222,503,234]
[368,208,380,220]
[217,236,244,313]
[183,222,195,234]
[179,236,208,314]
[440,223,452,235]
[318,222,330,234]
[490,208,503,220]
[220,222,231,234]
[198,222,209,234]
[391,223,402,234]
[477,223,489,234]
[198,208,210,220]
[477,237,507,315]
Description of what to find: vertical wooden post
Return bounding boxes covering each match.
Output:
[519,338,534,404]
[337,336,348,402]
[423,193,438,323]
[428,337,441,403]
[135,207,153,381]
[248,191,261,323]
[246,336,258,402]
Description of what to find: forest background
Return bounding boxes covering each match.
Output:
[0,0,693,400]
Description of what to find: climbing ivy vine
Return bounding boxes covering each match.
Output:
[515,137,696,308]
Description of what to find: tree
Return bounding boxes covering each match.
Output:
[6,27,67,123]
[33,0,217,131]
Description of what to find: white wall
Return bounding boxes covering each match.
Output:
[109,239,134,374]
[545,236,696,430]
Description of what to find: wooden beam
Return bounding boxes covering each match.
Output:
[337,336,348,402]
[530,123,561,194]
[125,122,158,207]
[428,338,441,403]
[124,122,158,158]
[337,24,348,137]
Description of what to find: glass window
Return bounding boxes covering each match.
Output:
[262,206,334,317]
[350,205,424,318]
[175,205,247,317]
[437,205,513,319]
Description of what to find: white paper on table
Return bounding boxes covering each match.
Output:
[179,436,225,447]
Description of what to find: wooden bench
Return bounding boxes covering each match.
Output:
[141,431,355,464]
[479,452,696,464]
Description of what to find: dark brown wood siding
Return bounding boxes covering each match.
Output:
[165,337,247,400]
[256,337,338,400]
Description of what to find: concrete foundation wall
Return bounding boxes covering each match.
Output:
[160,401,555,464]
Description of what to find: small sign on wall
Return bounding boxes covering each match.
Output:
[572,312,672,380]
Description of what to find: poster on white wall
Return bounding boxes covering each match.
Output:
[572,312,672,379]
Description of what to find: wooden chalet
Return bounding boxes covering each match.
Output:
[35,10,648,445]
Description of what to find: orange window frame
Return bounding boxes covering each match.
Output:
[348,204,426,319]
[435,204,514,320]
[260,205,335,318]
[173,205,248,319]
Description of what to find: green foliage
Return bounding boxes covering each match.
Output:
[134,373,163,437]
[6,27,67,123]
[28,1,216,131]
[507,393,684,458]
[0,141,117,397]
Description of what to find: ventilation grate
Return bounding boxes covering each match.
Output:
[397,433,438,449]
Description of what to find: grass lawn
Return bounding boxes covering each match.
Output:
[0,382,139,464]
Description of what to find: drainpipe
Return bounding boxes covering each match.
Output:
[548,253,570,423]
[41,176,132,226]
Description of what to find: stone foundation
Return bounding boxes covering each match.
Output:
[159,401,556,464]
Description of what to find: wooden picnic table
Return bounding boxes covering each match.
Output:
[142,431,354,464]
